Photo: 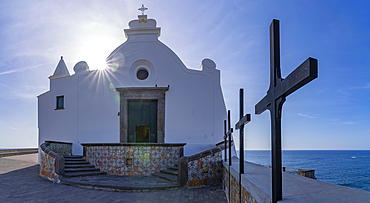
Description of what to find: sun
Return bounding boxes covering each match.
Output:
[76,36,118,70]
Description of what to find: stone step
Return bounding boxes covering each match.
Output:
[64,157,85,161]
[65,167,100,172]
[160,169,178,175]
[168,166,178,170]
[152,172,177,183]
[65,161,90,165]
[63,170,106,177]
[65,164,95,168]
[64,155,83,159]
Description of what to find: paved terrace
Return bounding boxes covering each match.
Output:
[0,154,226,203]
[225,156,370,203]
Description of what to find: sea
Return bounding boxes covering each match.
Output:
[238,150,370,191]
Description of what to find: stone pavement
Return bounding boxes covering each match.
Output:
[61,174,180,191]
[0,154,227,203]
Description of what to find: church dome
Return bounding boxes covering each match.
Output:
[73,61,90,73]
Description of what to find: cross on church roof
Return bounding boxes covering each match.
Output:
[138,4,148,15]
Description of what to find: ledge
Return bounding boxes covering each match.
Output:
[216,140,233,150]
[0,148,38,158]
[188,147,222,162]
[116,87,169,92]
[81,143,186,147]
[223,157,370,202]
[45,140,72,145]
[0,148,38,153]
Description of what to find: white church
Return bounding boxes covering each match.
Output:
[38,12,227,156]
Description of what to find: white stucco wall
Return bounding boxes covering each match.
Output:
[38,15,226,156]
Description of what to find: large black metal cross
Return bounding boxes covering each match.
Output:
[255,19,318,203]
[234,88,251,203]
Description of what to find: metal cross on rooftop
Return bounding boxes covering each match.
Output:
[138,4,148,15]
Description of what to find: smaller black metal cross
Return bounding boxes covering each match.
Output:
[226,110,233,166]
[234,89,251,175]
[234,89,251,203]
[255,19,318,203]
[138,4,148,15]
[225,110,233,202]
[224,120,227,162]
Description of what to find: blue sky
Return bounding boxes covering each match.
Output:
[0,0,369,150]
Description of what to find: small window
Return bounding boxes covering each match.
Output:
[137,68,149,80]
[56,96,64,110]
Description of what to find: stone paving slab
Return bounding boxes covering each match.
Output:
[61,174,180,191]
[0,153,38,174]
[0,154,227,203]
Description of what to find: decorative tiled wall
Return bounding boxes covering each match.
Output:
[84,145,181,176]
[223,164,229,195]
[223,165,258,203]
[187,151,222,187]
[46,142,72,156]
[39,149,55,181]
[242,186,258,203]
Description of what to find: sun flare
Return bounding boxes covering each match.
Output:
[76,36,118,70]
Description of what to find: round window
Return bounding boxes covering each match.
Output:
[137,68,149,80]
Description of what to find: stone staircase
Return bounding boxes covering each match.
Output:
[64,155,106,177]
[152,163,179,183]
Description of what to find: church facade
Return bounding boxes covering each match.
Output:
[38,14,226,156]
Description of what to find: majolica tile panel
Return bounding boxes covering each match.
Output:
[223,164,258,203]
[223,166,229,196]
[85,145,180,176]
[187,151,222,187]
[39,150,55,181]
[47,143,72,156]
[230,174,240,203]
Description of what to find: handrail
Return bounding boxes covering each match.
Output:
[187,147,223,162]
[178,146,224,187]
[40,142,65,175]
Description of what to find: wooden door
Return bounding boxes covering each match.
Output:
[127,100,158,143]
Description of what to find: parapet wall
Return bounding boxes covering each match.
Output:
[187,147,223,187]
[45,140,72,156]
[0,148,38,158]
[39,142,66,182]
[82,143,185,176]
[223,156,370,203]
[39,148,56,181]
[223,158,259,203]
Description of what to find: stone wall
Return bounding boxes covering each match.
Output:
[83,143,185,176]
[39,142,65,183]
[224,156,370,202]
[187,151,222,187]
[39,149,56,181]
[45,141,72,156]
[223,165,258,203]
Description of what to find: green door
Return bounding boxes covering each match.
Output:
[127,100,158,143]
